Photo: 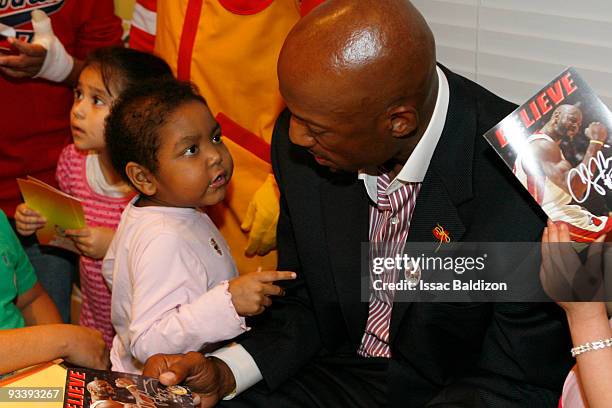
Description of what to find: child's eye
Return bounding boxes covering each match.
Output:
[93,96,105,106]
[184,145,199,156]
[73,89,83,100]
[211,132,222,144]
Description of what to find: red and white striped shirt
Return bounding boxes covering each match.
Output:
[358,173,421,358]
[56,144,134,347]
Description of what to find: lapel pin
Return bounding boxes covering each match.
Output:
[433,224,451,251]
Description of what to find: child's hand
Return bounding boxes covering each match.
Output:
[14,203,46,236]
[63,325,109,370]
[64,226,115,259]
[228,269,297,316]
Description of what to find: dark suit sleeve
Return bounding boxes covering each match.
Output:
[238,111,322,390]
[424,302,571,407]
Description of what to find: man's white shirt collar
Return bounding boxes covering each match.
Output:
[359,66,449,202]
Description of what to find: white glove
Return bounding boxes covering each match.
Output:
[31,10,74,82]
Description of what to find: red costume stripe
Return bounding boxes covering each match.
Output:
[217,0,273,15]
[216,113,271,164]
[177,0,203,81]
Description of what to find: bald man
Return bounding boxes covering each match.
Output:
[143,1,573,406]
[515,104,612,241]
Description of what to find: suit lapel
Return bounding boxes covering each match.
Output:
[320,174,371,348]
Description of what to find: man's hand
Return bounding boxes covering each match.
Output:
[64,226,115,259]
[0,38,46,78]
[228,270,296,316]
[14,203,46,236]
[241,174,280,257]
[143,352,236,408]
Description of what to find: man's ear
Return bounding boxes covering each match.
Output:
[387,105,418,139]
[125,162,157,196]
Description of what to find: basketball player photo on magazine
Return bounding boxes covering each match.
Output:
[63,367,194,408]
[484,67,612,243]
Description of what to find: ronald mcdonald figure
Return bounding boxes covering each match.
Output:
[130,0,323,273]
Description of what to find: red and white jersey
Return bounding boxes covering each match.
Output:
[514,133,571,209]
[128,0,156,53]
[514,132,611,241]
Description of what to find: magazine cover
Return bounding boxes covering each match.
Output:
[17,176,85,253]
[63,368,194,408]
[484,67,612,242]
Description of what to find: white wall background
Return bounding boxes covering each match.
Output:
[412,0,612,108]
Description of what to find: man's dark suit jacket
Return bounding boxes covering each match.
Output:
[238,67,574,407]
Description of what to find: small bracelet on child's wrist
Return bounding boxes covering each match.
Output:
[589,139,605,146]
[571,337,612,357]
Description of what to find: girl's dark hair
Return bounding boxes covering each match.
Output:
[84,46,174,97]
[105,79,208,184]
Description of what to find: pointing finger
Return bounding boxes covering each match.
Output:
[253,270,297,283]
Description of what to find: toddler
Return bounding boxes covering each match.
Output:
[103,79,295,373]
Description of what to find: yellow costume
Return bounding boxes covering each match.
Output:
[131,0,301,273]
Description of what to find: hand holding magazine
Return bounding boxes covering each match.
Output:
[0,362,194,408]
[17,176,85,253]
[64,367,194,408]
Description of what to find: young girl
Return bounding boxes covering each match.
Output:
[103,79,296,374]
[14,47,173,348]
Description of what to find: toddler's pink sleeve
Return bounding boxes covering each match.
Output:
[126,233,247,365]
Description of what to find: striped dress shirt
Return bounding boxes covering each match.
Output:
[358,172,421,357]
